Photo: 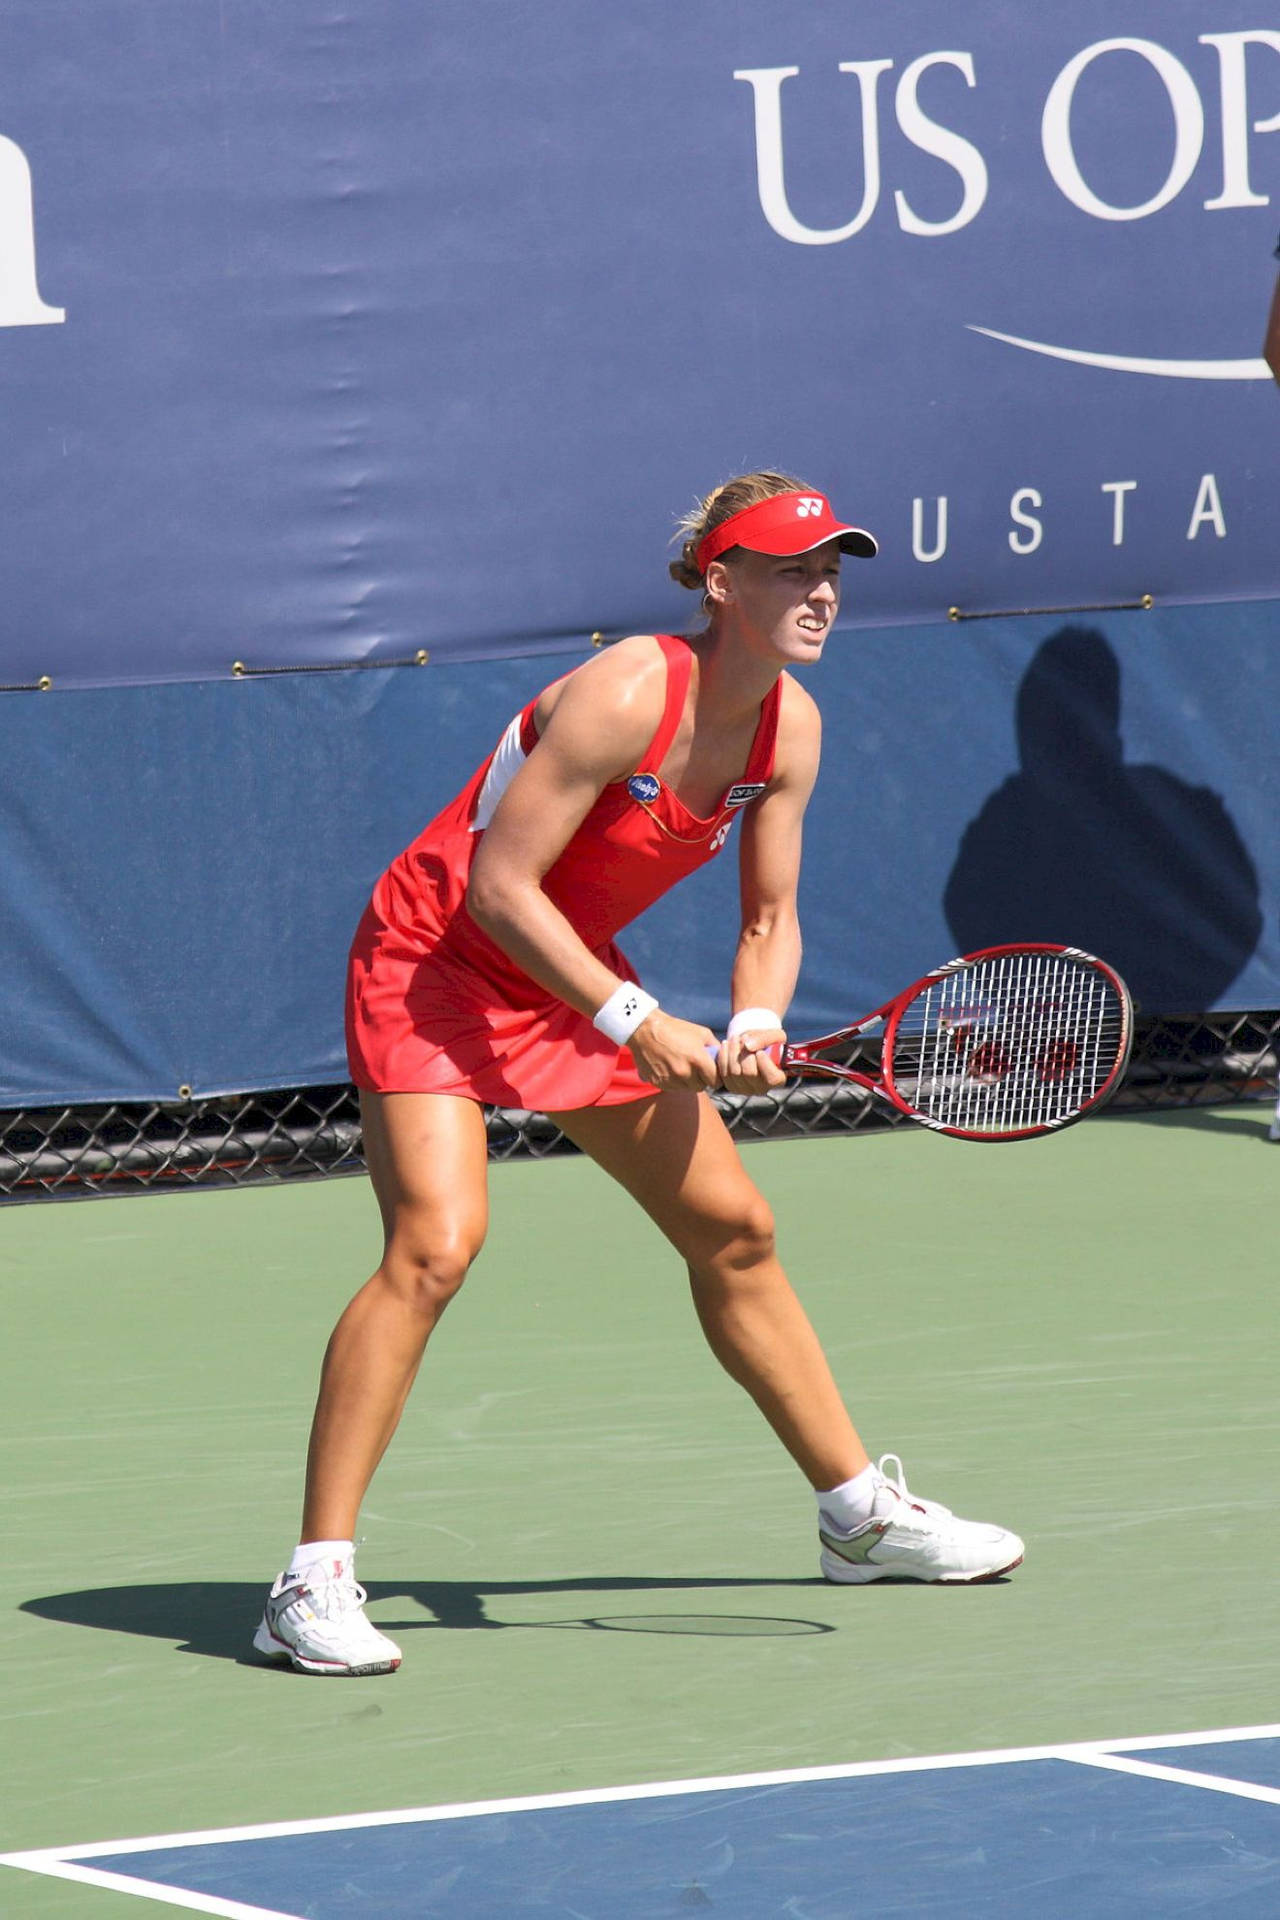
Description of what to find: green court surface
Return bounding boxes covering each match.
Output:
[2,1106,1278,1915]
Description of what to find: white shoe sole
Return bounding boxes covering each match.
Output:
[251,1617,401,1676]
[820,1544,1024,1585]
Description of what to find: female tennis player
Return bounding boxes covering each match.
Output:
[254,472,1025,1675]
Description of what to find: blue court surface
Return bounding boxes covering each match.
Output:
[7,1725,1280,1917]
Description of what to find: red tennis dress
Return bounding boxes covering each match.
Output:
[346,635,781,1112]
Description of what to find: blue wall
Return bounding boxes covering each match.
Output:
[0,4,1276,1102]
[3,597,1276,1106]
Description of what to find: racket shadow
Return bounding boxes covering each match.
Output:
[19,1574,839,1667]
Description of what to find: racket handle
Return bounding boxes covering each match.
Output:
[707,1039,789,1068]
[714,1039,787,1065]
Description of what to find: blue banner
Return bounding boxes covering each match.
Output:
[0,3,1275,688]
[2,601,1276,1106]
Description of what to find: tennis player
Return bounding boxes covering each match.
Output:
[1266,229,1280,386]
[254,472,1025,1675]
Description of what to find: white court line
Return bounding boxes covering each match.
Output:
[0,1860,297,1920]
[5,1721,1280,1915]
[1065,1750,1280,1808]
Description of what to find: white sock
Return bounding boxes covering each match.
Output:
[816,1464,884,1534]
[287,1539,353,1577]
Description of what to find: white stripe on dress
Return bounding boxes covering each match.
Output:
[469,713,528,831]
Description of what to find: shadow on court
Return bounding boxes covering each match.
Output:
[19,1576,873,1666]
[1108,1106,1277,1140]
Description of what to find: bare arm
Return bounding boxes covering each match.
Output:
[719,677,822,1094]
[466,639,719,1091]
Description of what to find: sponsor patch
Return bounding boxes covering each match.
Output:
[627,772,661,804]
[724,781,766,808]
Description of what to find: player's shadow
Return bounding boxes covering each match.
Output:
[20,1576,872,1667]
[943,626,1263,1011]
[1115,1106,1278,1140]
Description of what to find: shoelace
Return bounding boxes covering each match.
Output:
[299,1567,368,1619]
[876,1453,952,1522]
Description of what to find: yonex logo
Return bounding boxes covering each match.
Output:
[709,821,733,853]
[796,497,825,517]
[627,773,661,804]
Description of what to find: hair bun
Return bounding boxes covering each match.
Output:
[668,547,704,590]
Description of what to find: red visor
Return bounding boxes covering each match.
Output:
[694,492,878,574]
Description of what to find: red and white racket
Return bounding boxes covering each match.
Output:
[770,944,1132,1141]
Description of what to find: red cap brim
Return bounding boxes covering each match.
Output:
[695,492,878,573]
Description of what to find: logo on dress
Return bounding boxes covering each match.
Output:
[724,782,766,808]
[628,773,661,804]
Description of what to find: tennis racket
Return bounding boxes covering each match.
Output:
[768,943,1132,1141]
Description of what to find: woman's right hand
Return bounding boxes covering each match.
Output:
[628,1009,721,1092]
[717,1022,788,1095]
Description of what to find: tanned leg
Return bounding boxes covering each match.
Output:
[300,1090,490,1542]
[556,1091,869,1490]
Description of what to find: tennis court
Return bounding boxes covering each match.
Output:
[2,5,1277,1914]
[4,1103,1277,1916]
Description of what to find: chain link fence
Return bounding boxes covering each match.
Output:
[2,1009,1276,1203]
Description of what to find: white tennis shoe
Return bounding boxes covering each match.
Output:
[819,1454,1024,1585]
[252,1557,402,1675]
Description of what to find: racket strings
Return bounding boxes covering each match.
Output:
[891,952,1127,1133]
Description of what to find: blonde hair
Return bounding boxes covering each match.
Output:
[668,469,815,589]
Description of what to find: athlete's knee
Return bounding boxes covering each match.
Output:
[699,1189,777,1278]
[380,1219,485,1319]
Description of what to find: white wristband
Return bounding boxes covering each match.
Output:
[727,1006,782,1039]
[593,983,659,1046]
